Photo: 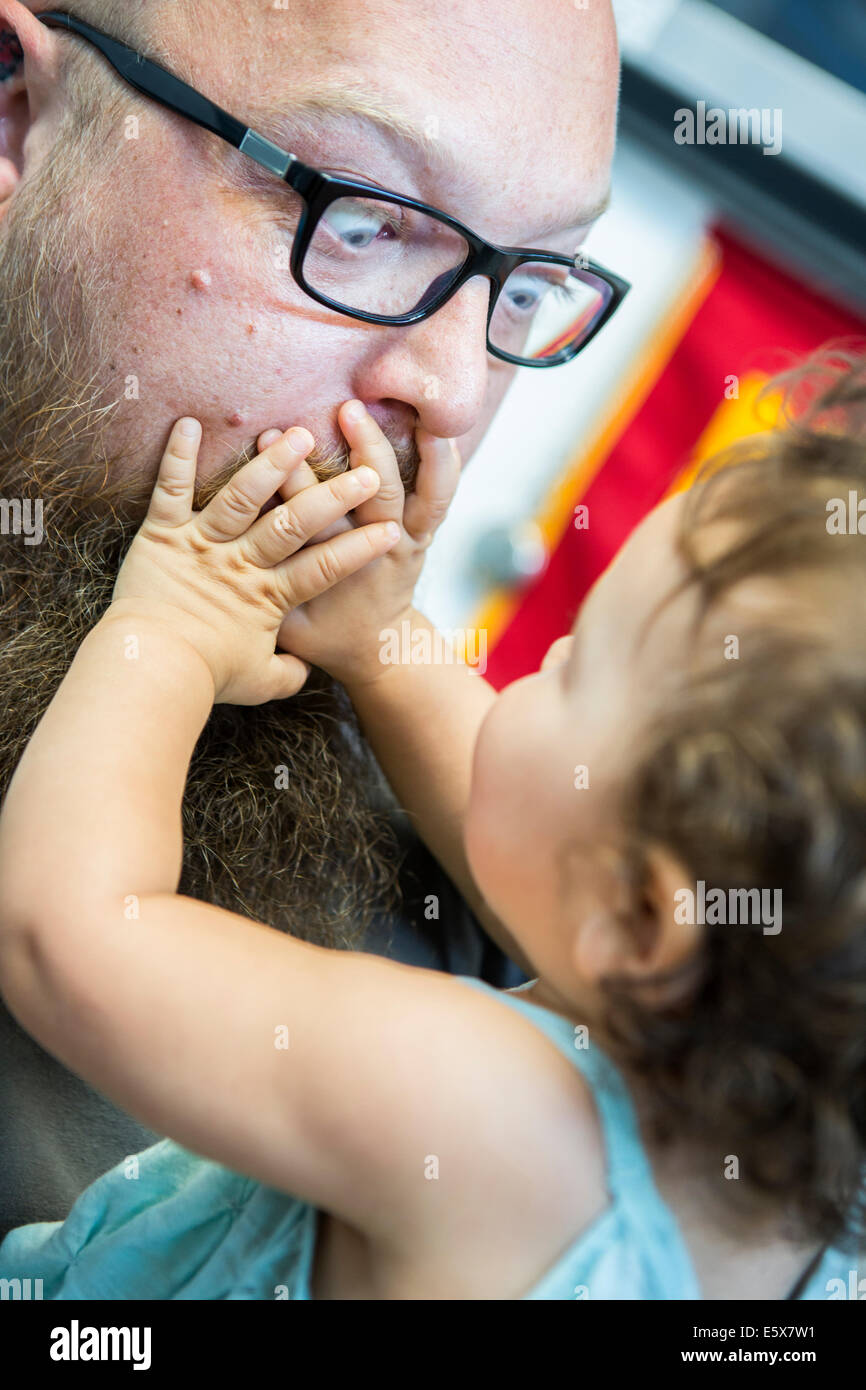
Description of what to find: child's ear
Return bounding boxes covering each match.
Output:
[570,843,701,986]
[0,4,64,208]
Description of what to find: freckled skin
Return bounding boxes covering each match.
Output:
[14,0,620,477]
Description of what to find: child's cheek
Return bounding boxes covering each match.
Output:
[465,703,521,891]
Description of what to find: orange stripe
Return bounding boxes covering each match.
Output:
[662,372,784,498]
[473,235,723,647]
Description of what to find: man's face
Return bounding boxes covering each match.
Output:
[61,0,620,481]
[0,0,619,945]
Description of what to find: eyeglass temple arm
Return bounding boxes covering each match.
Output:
[38,11,296,178]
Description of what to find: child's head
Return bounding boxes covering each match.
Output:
[466,348,866,1244]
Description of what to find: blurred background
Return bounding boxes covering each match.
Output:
[417,0,866,686]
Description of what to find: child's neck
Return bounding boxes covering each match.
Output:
[513,975,617,1048]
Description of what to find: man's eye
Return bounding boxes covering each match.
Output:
[319,201,402,250]
[504,272,569,315]
[505,275,542,313]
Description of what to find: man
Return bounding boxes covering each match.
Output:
[0,0,621,1236]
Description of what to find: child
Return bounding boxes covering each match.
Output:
[0,358,864,1300]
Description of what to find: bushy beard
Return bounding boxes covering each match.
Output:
[0,143,422,949]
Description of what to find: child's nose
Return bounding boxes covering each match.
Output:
[540,635,575,672]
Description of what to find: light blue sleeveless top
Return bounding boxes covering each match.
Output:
[0,977,859,1299]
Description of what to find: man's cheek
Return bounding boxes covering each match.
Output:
[457,368,517,464]
[455,414,493,467]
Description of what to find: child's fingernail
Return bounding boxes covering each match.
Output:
[353,466,378,489]
[178,418,200,436]
[286,427,313,451]
[343,400,367,423]
[385,522,401,541]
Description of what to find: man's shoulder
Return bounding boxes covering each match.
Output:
[0,999,160,1237]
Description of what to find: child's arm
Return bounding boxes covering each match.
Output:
[344,626,531,970]
[0,420,588,1274]
[277,405,532,970]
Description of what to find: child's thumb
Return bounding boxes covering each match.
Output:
[266,652,312,701]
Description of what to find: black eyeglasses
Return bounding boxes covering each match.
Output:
[39,9,631,369]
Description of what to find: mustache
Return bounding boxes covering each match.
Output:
[111,428,422,527]
[199,433,421,512]
[303,433,421,492]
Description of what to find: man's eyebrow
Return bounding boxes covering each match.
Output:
[531,188,612,239]
[257,87,461,179]
[254,86,611,236]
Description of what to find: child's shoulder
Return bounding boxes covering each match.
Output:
[426,972,607,1152]
[345,964,611,1292]
[412,973,705,1297]
[453,976,660,1205]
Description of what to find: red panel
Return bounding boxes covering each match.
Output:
[485,225,866,689]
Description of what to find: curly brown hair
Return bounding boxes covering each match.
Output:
[602,345,866,1250]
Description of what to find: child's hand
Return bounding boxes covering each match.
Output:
[107,418,401,705]
[274,401,461,689]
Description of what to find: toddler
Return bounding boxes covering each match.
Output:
[0,357,864,1299]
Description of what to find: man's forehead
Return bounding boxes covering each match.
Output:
[187,0,619,239]
[252,85,612,239]
[206,0,617,79]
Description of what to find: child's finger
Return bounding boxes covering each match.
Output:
[257,429,283,452]
[261,651,313,703]
[275,521,402,607]
[274,453,356,543]
[403,430,461,543]
[256,430,322,505]
[280,462,354,542]
[238,466,383,569]
[146,418,202,528]
[276,456,321,501]
[196,427,314,542]
[338,401,406,529]
[258,426,358,543]
[258,433,354,544]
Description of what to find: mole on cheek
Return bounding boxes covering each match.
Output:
[189,269,212,291]
[225,411,245,428]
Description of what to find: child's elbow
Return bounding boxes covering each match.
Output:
[0,897,96,1038]
[0,914,49,1028]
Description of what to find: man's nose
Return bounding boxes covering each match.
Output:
[351,277,492,440]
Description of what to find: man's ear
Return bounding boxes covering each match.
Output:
[0,3,64,205]
[570,842,701,987]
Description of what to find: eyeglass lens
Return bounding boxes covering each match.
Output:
[301,195,612,363]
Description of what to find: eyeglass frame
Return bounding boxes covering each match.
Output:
[38,8,632,368]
